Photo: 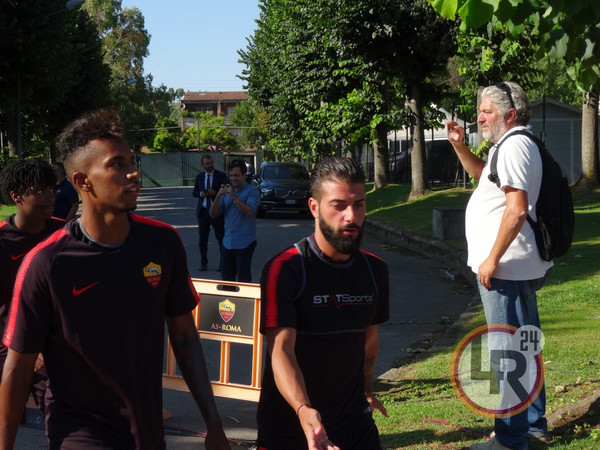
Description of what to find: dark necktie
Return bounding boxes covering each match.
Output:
[205,174,211,208]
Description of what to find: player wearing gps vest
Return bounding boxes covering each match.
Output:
[257,157,389,450]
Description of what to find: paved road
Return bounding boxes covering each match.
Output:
[15,186,476,449]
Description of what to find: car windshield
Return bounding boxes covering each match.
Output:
[262,165,309,181]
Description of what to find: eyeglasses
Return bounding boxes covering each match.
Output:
[495,82,516,110]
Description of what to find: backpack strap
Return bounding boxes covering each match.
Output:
[487,143,502,188]
[487,129,543,228]
[488,129,534,187]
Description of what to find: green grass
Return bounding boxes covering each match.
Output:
[364,184,600,449]
[366,183,473,237]
[365,184,473,249]
[0,204,16,219]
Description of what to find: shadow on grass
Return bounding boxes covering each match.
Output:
[547,391,600,447]
[380,427,490,448]
[377,375,453,400]
[376,375,488,448]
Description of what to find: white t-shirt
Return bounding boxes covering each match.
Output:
[465,126,553,280]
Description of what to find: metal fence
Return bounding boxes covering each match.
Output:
[137,151,261,187]
[136,145,462,187]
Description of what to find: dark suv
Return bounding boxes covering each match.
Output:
[253,162,311,217]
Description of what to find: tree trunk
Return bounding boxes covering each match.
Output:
[49,141,59,163]
[408,83,431,200]
[7,141,17,158]
[372,122,389,189]
[5,109,18,157]
[578,88,599,186]
[372,82,390,190]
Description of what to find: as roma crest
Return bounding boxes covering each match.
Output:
[143,262,162,288]
[219,299,236,323]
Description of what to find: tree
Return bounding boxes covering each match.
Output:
[240,0,457,194]
[182,113,239,151]
[581,89,599,184]
[307,0,457,194]
[529,58,581,108]
[153,118,184,153]
[239,0,335,159]
[0,0,111,159]
[450,25,540,106]
[229,98,271,150]
[391,1,459,199]
[446,23,543,149]
[83,0,148,80]
[427,0,600,185]
[240,0,406,185]
[83,0,162,150]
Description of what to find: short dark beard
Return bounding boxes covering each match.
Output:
[319,215,363,255]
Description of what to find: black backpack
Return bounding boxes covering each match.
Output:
[488,130,575,261]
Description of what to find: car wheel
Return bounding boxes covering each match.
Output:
[256,207,266,218]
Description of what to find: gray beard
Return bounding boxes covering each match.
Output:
[483,122,508,143]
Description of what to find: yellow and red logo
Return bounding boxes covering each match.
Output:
[219,299,236,323]
[143,262,162,288]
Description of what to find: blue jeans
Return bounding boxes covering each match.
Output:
[477,269,551,450]
[221,240,257,283]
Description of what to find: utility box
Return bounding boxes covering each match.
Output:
[432,206,466,240]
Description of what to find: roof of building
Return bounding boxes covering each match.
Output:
[182,91,249,102]
[531,97,581,115]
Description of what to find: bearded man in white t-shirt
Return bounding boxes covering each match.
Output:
[446,82,553,450]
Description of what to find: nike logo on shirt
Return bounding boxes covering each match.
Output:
[72,282,99,296]
[11,252,27,261]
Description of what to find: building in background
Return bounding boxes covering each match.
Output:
[529,97,589,184]
[181,91,249,138]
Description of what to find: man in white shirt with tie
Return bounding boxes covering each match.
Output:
[193,155,227,272]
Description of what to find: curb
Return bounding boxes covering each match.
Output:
[365,218,477,289]
[366,218,483,384]
[377,291,482,384]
